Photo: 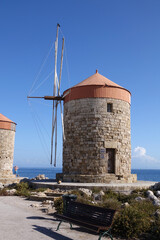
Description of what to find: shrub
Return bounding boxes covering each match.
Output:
[15,182,31,197]
[102,190,137,204]
[102,190,119,201]
[76,196,93,205]
[117,193,135,203]
[69,190,92,204]
[91,187,101,194]
[150,218,160,240]
[69,190,89,199]
[54,197,63,213]
[36,188,47,192]
[131,188,149,198]
[101,198,121,210]
[112,200,155,239]
[0,188,8,196]
[130,200,157,215]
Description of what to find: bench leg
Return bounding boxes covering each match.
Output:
[56,220,62,231]
[70,223,73,229]
[98,229,113,240]
[56,220,73,231]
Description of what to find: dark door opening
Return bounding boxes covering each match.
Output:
[106,149,115,173]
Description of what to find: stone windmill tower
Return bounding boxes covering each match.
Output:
[58,71,137,183]
[0,113,16,178]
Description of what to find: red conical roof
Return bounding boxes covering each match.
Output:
[0,113,16,131]
[0,113,14,123]
[64,71,131,104]
[73,72,123,88]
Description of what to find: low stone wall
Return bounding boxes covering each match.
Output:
[56,173,137,183]
[31,180,155,195]
[0,177,23,185]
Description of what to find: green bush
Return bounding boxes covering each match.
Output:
[131,188,149,197]
[69,190,92,205]
[36,188,47,192]
[102,190,119,201]
[130,200,157,215]
[112,200,155,239]
[102,190,139,204]
[69,190,89,199]
[91,187,101,194]
[117,193,135,203]
[0,188,8,196]
[150,218,160,240]
[15,182,31,197]
[101,198,121,210]
[54,197,63,213]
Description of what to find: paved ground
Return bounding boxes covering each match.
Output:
[0,196,121,240]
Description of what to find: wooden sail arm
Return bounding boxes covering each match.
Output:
[44,96,64,100]
[27,96,44,99]
[27,95,64,101]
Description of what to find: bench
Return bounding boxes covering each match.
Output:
[54,195,116,240]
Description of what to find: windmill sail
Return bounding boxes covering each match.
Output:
[51,24,65,166]
[28,23,65,167]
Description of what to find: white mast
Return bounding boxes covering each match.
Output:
[51,23,60,165]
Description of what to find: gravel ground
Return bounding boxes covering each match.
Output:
[0,196,124,240]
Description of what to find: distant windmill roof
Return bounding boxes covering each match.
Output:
[73,71,122,88]
[0,113,14,123]
[0,113,16,131]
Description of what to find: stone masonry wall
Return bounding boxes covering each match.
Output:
[62,98,135,183]
[0,129,15,178]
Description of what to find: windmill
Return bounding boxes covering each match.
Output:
[28,23,67,167]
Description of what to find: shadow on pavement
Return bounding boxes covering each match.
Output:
[32,225,74,240]
[27,216,58,221]
[71,226,97,235]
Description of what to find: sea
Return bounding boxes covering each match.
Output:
[13,168,160,182]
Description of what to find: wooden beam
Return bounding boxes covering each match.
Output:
[27,96,64,101]
[27,96,44,99]
[44,96,63,101]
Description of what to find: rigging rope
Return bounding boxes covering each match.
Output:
[28,42,54,96]
[32,101,52,107]
[30,70,54,95]
[28,100,50,161]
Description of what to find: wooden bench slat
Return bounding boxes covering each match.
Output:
[65,201,115,227]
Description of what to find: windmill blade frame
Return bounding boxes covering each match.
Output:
[51,23,60,165]
[51,24,65,166]
[28,23,65,167]
[58,37,64,96]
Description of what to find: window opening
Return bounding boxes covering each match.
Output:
[106,148,115,173]
[107,103,113,112]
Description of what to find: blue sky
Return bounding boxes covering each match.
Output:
[1,0,160,168]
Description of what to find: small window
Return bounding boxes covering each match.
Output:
[107,103,113,112]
